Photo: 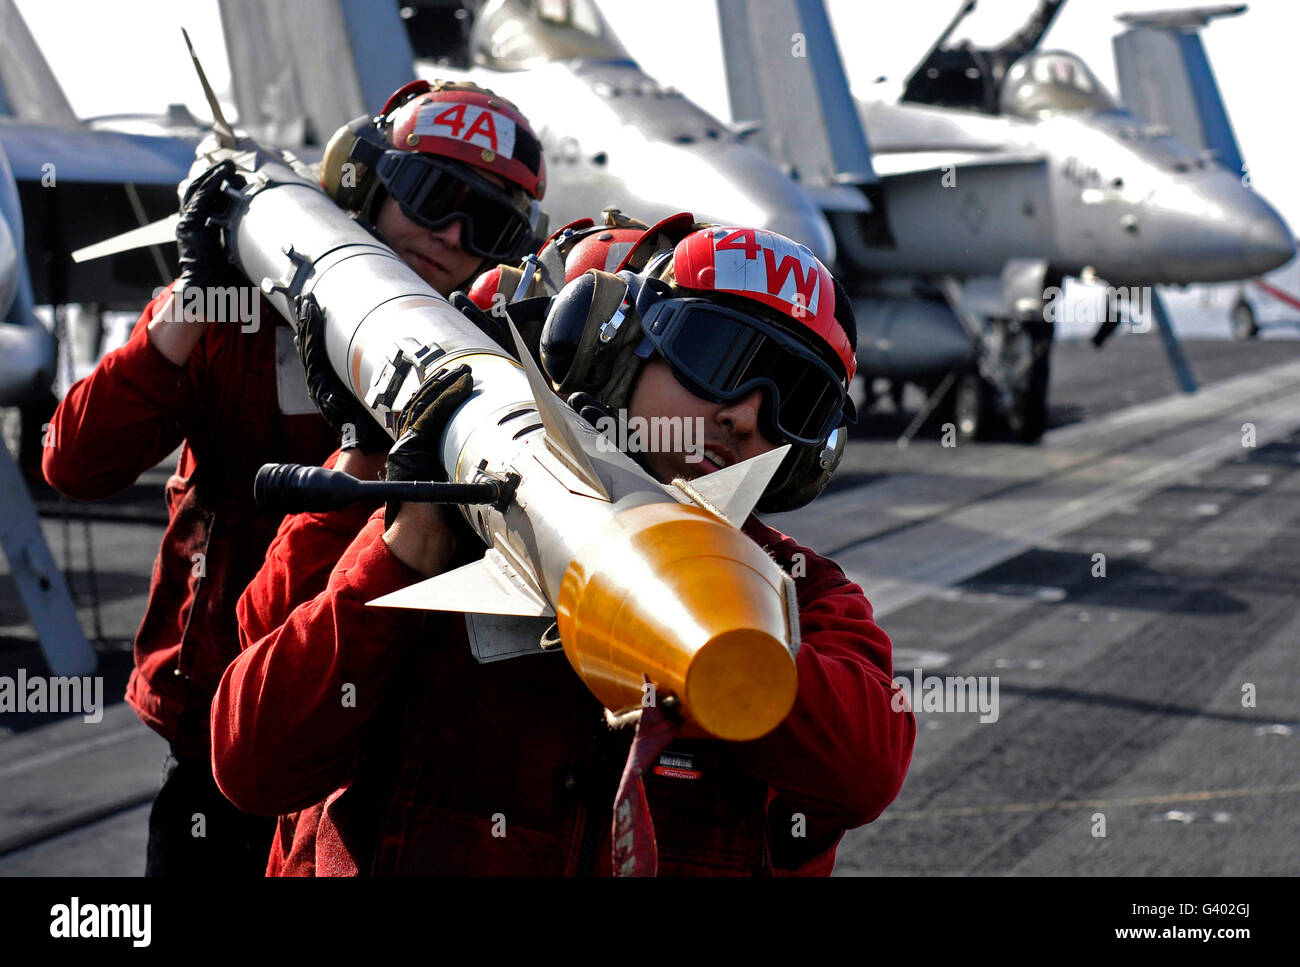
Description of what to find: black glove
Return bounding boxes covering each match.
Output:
[566,391,615,429]
[175,159,245,292]
[293,293,389,453]
[384,364,475,528]
[450,291,515,357]
[449,290,553,366]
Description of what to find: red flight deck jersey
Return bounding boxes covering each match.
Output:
[42,283,339,755]
[213,501,916,876]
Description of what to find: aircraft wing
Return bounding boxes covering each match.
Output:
[870,148,1047,178]
[0,118,195,185]
[856,98,1046,177]
[0,119,191,308]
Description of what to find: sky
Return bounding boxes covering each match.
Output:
[15,0,1300,229]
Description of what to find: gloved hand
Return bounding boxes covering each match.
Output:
[450,290,553,365]
[450,291,514,357]
[175,159,245,292]
[384,364,475,528]
[293,293,389,453]
[566,391,615,429]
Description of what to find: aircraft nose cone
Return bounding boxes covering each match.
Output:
[1148,173,1295,282]
[1243,205,1296,276]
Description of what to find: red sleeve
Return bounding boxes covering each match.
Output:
[211,512,427,816]
[42,282,197,499]
[733,546,916,831]
[234,448,380,649]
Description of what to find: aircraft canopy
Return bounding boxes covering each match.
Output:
[999,51,1118,118]
[471,0,630,70]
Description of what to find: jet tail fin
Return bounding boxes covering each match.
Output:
[716,0,876,199]
[217,0,416,147]
[1113,5,1248,175]
[0,0,78,124]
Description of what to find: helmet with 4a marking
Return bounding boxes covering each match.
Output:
[321,78,547,262]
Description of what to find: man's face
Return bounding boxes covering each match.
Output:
[375,196,485,297]
[626,357,779,482]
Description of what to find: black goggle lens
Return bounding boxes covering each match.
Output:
[642,300,847,446]
[375,152,531,260]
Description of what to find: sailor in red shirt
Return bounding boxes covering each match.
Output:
[42,78,548,876]
[213,223,915,875]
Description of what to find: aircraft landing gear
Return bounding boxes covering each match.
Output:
[1006,322,1052,442]
[1231,298,1258,340]
[951,370,994,442]
[940,319,1052,444]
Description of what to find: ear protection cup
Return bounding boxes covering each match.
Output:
[321,115,384,212]
[539,271,602,386]
[539,269,659,412]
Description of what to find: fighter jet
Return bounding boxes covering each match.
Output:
[212,0,841,265]
[720,0,1295,441]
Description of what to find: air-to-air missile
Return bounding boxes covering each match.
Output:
[80,39,801,742]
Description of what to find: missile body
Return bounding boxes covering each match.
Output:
[202,138,799,740]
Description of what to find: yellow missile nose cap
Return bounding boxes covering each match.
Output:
[558,502,798,741]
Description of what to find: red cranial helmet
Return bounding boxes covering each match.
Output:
[322,79,547,263]
[382,79,546,201]
[667,226,855,381]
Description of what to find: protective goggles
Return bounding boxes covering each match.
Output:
[637,297,853,446]
[373,151,534,261]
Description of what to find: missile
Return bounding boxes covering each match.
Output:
[152,131,800,741]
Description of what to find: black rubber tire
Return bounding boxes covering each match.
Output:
[1231,300,1259,340]
[952,371,994,443]
[1008,336,1051,443]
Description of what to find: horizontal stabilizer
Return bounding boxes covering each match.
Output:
[72,214,178,263]
[1116,5,1246,29]
[368,549,554,617]
[670,445,790,527]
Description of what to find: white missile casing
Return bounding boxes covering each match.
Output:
[208,138,801,740]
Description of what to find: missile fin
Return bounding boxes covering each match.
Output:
[71,214,180,264]
[506,318,611,500]
[182,28,238,150]
[367,548,555,617]
[670,444,790,526]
